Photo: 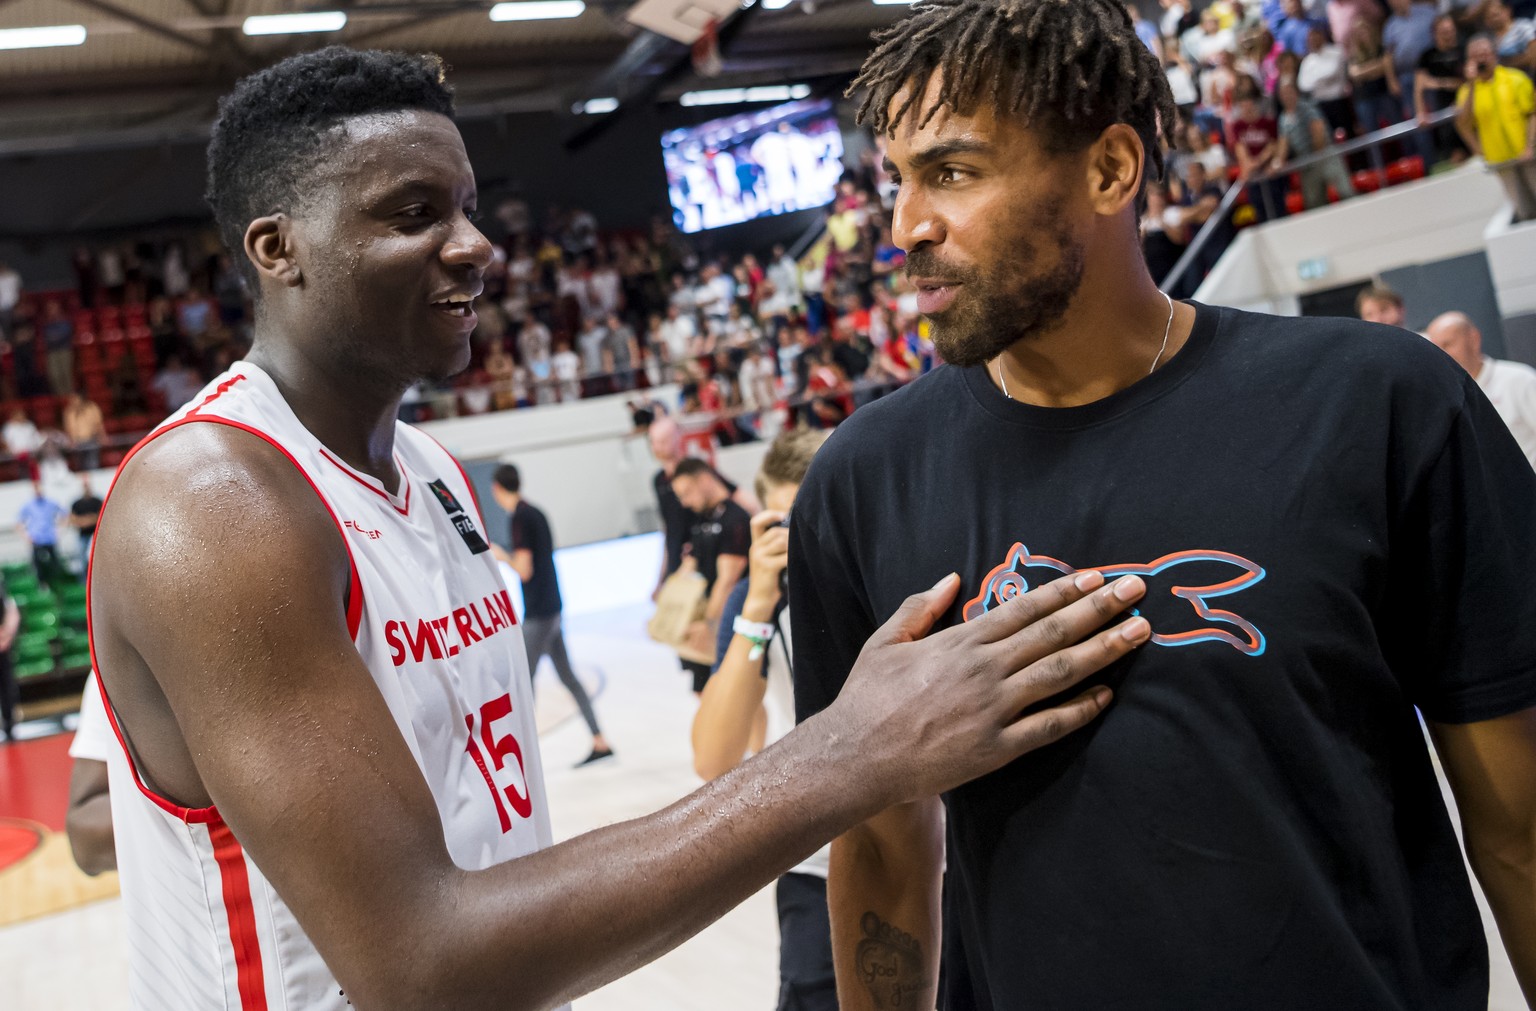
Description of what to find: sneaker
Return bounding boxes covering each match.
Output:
[575,747,614,768]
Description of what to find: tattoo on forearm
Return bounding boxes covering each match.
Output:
[855,911,929,1008]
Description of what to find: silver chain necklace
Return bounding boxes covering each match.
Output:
[996,292,1176,402]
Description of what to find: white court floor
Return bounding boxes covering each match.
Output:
[0,600,1525,1009]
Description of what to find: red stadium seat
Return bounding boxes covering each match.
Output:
[1285,191,1305,215]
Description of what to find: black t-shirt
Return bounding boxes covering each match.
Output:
[790,302,1536,1009]
[688,499,752,594]
[654,464,738,577]
[509,499,562,619]
[71,494,103,539]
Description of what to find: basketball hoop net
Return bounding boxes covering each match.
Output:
[691,18,723,78]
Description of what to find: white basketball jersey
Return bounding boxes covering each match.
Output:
[92,361,555,1010]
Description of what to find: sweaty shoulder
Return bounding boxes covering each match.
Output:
[96,423,351,621]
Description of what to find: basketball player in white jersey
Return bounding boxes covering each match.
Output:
[87,47,1153,1010]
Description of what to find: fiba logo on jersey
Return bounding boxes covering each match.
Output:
[428,479,491,555]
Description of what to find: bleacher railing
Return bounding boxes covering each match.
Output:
[1160,107,1462,297]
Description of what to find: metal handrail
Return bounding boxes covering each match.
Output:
[1160,106,1461,296]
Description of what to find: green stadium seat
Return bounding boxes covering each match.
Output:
[61,602,88,627]
[59,649,91,670]
[58,584,88,606]
[5,573,40,596]
[14,659,56,680]
[14,635,55,663]
[20,609,60,633]
[1,561,31,582]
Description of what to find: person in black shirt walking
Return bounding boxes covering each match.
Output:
[792,2,1536,1009]
[490,464,612,767]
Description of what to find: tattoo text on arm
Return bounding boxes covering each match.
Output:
[855,911,929,1008]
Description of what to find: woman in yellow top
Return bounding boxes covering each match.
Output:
[1457,35,1536,220]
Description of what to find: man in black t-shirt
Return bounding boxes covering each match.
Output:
[489,465,612,767]
[671,458,752,694]
[69,477,103,566]
[792,3,1536,1010]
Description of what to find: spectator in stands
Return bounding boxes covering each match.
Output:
[0,260,19,339]
[7,324,49,399]
[150,354,203,413]
[1418,15,1471,163]
[1275,78,1360,207]
[70,476,103,565]
[1142,182,1190,286]
[1457,35,1536,221]
[1385,0,1442,117]
[62,392,105,471]
[484,340,517,412]
[1349,20,1406,133]
[1238,25,1285,93]
[1230,92,1289,218]
[1186,7,1238,66]
[108,355,148,418]
[488,465,613,767]
[1357,283,1408,325]
[1130,1,1165,58]
[176,285,216,342]
[1273,0,1327,54]
[552,339,582,402]
[1426,312,1536,467]
[669,458,751,688]
[603,312,640,392]
[1185,120,1233,177]
[1329,0,1385,56]
[1484,0,1536,76]
[0,579,16,741]
[213,254,248,328]
[2,407,42,462]
[1172,158,1234,282]
[40,299,76,396]
[147,295,182,367]
[576,315,609,392]
[18,482,65,585]
[1301,24,1359,134]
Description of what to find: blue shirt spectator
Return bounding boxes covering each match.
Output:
[1383,0,1439,82]
[1273,0,1327,55]
[19,493,64,547]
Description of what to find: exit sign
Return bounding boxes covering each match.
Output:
[1297,257,1332,281]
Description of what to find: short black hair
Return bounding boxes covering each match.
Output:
[848,0,1177,195]
[492,463,521,494]
[671,458,716,482]
[206,46,456,285]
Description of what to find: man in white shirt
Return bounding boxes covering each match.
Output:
[0,260,20,338]
[1426,312,1536,468]
[658,304,699,365]
[1301,25,1357,132]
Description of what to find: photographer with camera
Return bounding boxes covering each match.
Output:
[691,428,834,1011]
[1457,33,1536,220]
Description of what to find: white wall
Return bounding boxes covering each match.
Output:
[1196,164,1508,307]
[1484,217,1536,319]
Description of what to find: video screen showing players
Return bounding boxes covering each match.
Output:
[662,99,846,234]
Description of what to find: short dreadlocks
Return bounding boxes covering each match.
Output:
[849,0,1178,192]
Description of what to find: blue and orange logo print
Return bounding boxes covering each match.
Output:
[963,544,1268,656]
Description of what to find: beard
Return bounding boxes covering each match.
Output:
[908,216,1086,369]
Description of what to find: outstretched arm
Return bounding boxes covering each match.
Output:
[94,423,1149,1011]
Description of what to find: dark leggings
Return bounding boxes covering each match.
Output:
[521,613,602,737]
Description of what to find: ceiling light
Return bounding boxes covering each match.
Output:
[242,11,347,35]
[0,24,87,50]
[574,97,620,114]
[680,84,813,106]
[489,1,586,21]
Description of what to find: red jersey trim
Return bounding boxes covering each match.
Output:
[209,822,271,1011]
[317,447,413,517]
[88,413,366,825]
[185,373,247,416]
